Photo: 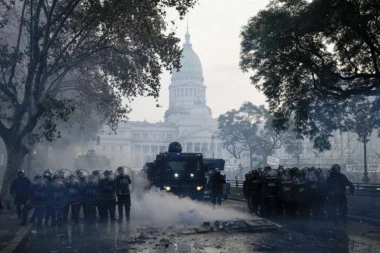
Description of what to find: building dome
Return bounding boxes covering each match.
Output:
[171,31,203,83]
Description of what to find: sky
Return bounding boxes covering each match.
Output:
[128,0,270,122]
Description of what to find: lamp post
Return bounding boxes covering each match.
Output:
[211,135,215,158]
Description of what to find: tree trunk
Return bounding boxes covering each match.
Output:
[1,146,27,207]
[363,141,370,183]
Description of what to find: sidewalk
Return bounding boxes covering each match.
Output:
[0,208,32,253]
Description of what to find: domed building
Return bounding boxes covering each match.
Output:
[93,31,224,168]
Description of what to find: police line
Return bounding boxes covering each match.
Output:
[227,180,380,197]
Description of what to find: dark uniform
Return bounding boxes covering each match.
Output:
[115,167,132,223]
[326,164,354,224]
[29,174,48,228]
[49,174,68,227]
[259,167,278,217]
[99,170,116,222]
[278,169,296,217]
[63,174,82,225]
[210,168,226,205]
[249,170,261,214]
[83,175,100,223]
[243,173,252,211]
[10,169,31,225]
[42,169,53,226]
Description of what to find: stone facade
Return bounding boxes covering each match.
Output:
[93,31,226,168]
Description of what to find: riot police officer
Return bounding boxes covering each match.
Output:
[210,168,226,206]
[243,173,252,211]
[259,167,278,217]
[63,174,82,225]
[10,169,31,225]
[249,170,261,214]
[49,174,68,227]
[278,168,295,217]
[115,167,132,223]
[99,170,116,222]
[326,164,354,224]
[83,174,99,223]
[293,168,310,218]
[29,174,48,228]
[315,168,328,219]
[43,169,53,226]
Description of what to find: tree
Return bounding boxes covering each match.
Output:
[344,95,380,183]
[217,102,287,174]
[0,0,197,202]
[240,0,380,150]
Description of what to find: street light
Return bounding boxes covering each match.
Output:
[211,135,215,158]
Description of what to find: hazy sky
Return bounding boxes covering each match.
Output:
[128,0,270,122]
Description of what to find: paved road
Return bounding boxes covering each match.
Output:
[16,200,380,253]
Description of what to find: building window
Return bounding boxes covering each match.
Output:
[194,143,200,152]
[151,146,158,153]
[189,89,192,96]
[185,88,188,96]
[201,143,209,153]
[159,146,166,152]
[186,142,193,152]
[181,88,184,96]
[120,146,123,151]
[143,145,149,152]
[134,145,141,152]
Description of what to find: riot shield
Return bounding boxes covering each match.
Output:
[30,178,48,208]
[114,166,134,194]
[54,168,73,180]
[66,175,82,205]
[82,175,99,205]
[49,177,69,209]
[99,171,116,201]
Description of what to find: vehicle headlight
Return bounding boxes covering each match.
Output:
[190,173,194,178]
[174,173,179,178]
[196,186,203,191]
[164,186,171,191]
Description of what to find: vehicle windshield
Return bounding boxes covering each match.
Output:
[164,160,201,172]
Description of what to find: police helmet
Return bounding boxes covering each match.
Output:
[17,169,25,177]
[57,170,65,179]
[34,174,42,180]
[43,169,52,176]
[52,174,61,180]
[331,164,341,173]
[116,166,126,176]
[92,170,102,178]
[168,142,182,153]
[315,168,323,176]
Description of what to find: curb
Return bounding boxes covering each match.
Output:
[348,215,380,227]
[1,224,32,253]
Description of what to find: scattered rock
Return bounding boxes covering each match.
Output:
[159,238,170,248]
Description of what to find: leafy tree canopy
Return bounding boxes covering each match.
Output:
[0,0,197,201]
[240,0,380,150]
[218,102,296,171]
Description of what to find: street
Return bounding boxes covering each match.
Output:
[15,195,380,253]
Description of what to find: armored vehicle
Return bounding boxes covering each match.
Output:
[143,142,207,199]
[74,150,111,171]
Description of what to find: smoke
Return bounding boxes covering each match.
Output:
[130,173,250,226]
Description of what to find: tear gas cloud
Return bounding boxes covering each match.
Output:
[130,173,250,226]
